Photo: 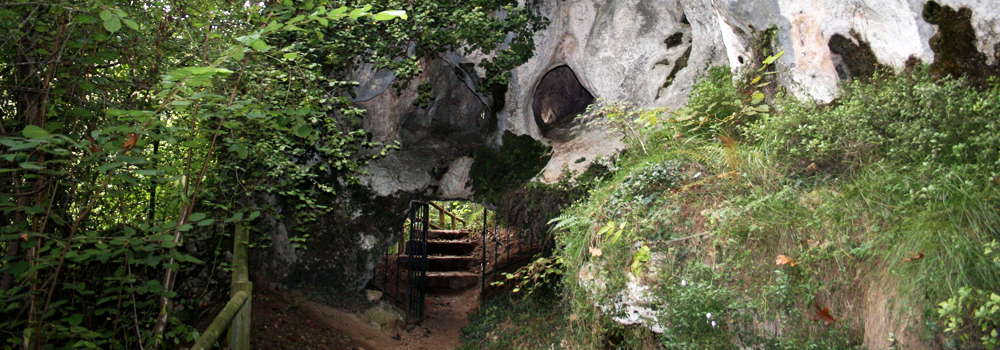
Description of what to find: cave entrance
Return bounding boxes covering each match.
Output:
[532,65,595,136]
[370,199,542,329]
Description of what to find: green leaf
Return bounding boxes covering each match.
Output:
[294,124,313,138]
[373,10,408,21]
[67,314,84,326]
[122,18,139,31]
[751,91,765,105]
[282,52,299,60]
[349,5,372,19]
[250,39,270,52]
[99,10,121,33]
[224,46,246,61]
[188,212,207,222]
[19,162,44,170]
[762,51,785,65]
[22,125,49,139]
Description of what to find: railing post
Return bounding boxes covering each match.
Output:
[480,207,487,292]
[438,205,445,229]
[228,224,251,350]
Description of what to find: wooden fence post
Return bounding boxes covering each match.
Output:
[227,224,251,350]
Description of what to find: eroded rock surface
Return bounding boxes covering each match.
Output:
[272,0,1000,319]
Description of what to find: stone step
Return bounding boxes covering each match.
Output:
[425,271,479,291]
[426,239,477,256]
[427,229,472,239]
[398,255,478,272]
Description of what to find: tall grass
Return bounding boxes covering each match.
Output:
[462,67,1000,349]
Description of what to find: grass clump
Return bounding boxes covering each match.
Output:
[459,291,567,350]
[461,66,1000,349]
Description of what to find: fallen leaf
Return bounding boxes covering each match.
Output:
[86,135,102,153]
[122,133,138,151]
[775,254,798,267]
[719,135,737,148]
[589,247,603,257]
[813,302,836,325]
[716,171,740,179]
[903,252,924,263]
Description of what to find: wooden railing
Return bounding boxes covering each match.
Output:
[192,225,251,350]
[428,201,465,230]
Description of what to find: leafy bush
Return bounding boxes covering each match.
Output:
[753,70,1000,177]
[937,285,1000,349]
[470,131,552,204]
[469,60,1000,349]
[608,160,684,211]
[655,263,741,350]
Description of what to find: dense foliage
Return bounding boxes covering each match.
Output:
[465,67,1000,349]
[0,0,542,348]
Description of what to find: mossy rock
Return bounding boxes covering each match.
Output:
[470,131,551,204]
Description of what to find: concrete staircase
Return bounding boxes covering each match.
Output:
[400,229,479,292]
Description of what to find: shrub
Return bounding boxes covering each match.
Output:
[752,69,1000,178]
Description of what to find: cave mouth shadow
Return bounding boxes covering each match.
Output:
[531,65,595,139]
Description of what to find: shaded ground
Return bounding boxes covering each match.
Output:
[252,288,364,349]
[397,289,480,350]
[458,291,566,350]
[252,287,480,349]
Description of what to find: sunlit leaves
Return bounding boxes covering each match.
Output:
[21,125,49,139]
[373,10,408,21]
[99,10,121,33]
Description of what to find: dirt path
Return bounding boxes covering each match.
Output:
[252,288,364,349]
[394,289,480,350]
[261,287,480,350]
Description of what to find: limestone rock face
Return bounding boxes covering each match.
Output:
[708,0,998,102]
[356,58,490,198]
[494,0,999,181]
[279,0,1000,309]
[354,0,1000,197]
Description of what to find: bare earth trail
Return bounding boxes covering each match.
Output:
[254,226,486,349]
[268,287,481,350]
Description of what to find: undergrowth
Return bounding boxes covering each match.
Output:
[459,291,567,350]
[462,65,1000,349]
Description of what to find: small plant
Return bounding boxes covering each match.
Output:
[937,286,1000,349]
[668,51,783,138]
[608,160,683,211]
[656,263,741,350]
[492,256,563,295]
[936,240,1000,348]
[587,101,666,155]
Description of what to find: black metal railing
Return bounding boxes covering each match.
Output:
[377,201,430,323]
[478,207,546,293]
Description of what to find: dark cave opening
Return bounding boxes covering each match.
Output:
[532,65,595,135]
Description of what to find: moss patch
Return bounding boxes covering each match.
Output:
[923,1,998,86]
[469,131,551,204]
[664,32,684,49]
[662,46,692,89]
[827,30,891,81]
